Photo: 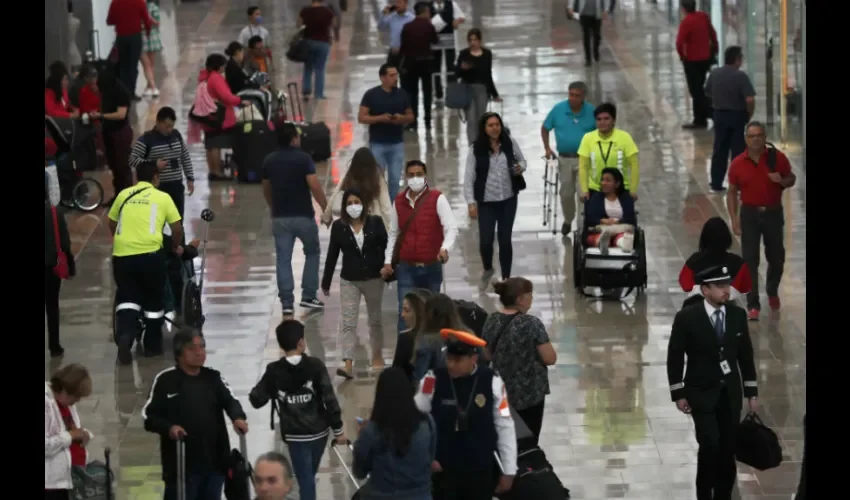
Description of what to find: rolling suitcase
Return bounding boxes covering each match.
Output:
[286,82,332,162]
[224,433,253,500]
[329,439,364,500]
[232,106,277,184]
[71,446,115,500]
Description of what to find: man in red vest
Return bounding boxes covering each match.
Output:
[382,160,458,332]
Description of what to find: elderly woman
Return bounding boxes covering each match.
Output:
[45,364,94,500]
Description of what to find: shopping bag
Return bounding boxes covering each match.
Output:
[735,412,783,471]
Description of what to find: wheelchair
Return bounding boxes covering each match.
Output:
[572,210,648,298]
[112,209,215,344]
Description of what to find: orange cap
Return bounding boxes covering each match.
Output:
[439,328,487,347]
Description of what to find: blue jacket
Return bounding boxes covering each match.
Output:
[352,417,436,499]
[584,192,637,228]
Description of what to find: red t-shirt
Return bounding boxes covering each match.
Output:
[58,404,87,467]
[78,85,102,114]
[300,6,334,43]
[727,149,792,206]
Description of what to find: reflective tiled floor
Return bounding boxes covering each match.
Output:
[46,1,805,499]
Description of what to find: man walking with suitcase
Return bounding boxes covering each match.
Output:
[666,265,759,500]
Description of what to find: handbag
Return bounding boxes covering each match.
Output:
[386,191,429,283]
[51,206,70,279]
[445,82,473,110]
[735,412,783,471]
[189,80,226,128]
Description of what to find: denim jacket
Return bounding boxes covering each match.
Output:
[352,417,436,499]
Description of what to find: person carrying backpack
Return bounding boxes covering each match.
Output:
[248,320,347,500]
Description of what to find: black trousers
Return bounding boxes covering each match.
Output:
[683,60,711,125]
[45,267,62,351]
[115,32,143,95]
[113,252,167,351]
[796,414,806,500]
[740,205,785,310]
[579,16,602,63]
[477,196,519,278]
[433,466,495,500]
[691,386,740,500]
[401,61,434,125]
[44,491,70,500]
[104,123,135,195]
[432,47,457,99]
[516,399,546,445]
[158,181,186,217]
[386,50,402,68]
[710,110,748,190]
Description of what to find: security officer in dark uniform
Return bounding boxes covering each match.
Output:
[667,265,759,500]
[108,162,183,365]
[414,334,517,500]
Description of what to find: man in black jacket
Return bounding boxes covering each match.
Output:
[667,265,758,500]
[142,328,249,500]
[249,320,346,500]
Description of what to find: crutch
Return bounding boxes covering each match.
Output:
[177,438,187,500]
[329,439,362,491]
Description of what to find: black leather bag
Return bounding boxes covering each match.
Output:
[736,412,783,471]
[497,447,570,500]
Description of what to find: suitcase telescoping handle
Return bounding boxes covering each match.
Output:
[329,439,360,489]
[176,438,187,500]
[287,82,304,122]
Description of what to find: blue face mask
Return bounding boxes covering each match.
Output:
[254,15,263,24]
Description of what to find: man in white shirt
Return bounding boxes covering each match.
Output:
[239,5,270,48]
[380,160,458,332]
[414,336,517,500]
[430,0,466,101]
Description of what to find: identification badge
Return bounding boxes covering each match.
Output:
[474,393,486,408]
[719,360,731,375]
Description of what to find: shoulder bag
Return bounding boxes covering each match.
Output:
[386,191,429,283]
[51,206,70,279]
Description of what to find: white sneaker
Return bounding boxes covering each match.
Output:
[151,88,160,98]
[143,88,154,98]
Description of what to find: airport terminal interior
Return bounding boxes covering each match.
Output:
[45,0,805,498]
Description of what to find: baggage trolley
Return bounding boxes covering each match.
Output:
[329,439,363,500]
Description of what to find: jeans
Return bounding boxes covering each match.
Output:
[288,438,328,500]
[115,32,143,95]
[370,141,406,200]
[740,205,785,310]
[396,262,443,332]
[272,217,321,308]
[163,474,225,500]
[464,84,489,143]
[710,110,748,190]
[477,196,519,279]
[303,40,331,98]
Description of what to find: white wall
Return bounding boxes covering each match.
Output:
[91,0,116,58]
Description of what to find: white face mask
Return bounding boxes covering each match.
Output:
[346,204,363,219]
[407,177,426,192]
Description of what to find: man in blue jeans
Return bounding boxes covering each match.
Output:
[381,161,458,332]
[262,123,329,315]
[359,63,415,200]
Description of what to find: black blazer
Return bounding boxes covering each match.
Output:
[667,302,758,412]
[321,215,388,291]
[44,203,76,276]
[225,58,258,94]
[584,192,637,228]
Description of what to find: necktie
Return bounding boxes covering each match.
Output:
[713,310,724,342]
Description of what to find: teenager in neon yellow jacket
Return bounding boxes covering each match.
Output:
[577,102,640,200]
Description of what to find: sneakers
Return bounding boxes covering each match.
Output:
[299,298,325,310]
[282,307,295,316]
[747,308,760,321]
[768,296,781,311]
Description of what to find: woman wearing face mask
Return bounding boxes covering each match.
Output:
[464,112,526,285]
[322,147,392,230]
[455,28,499,143]
[322,189,388,379]
[482,277,557,444]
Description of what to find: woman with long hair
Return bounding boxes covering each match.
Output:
[483,277,556,443]
[679,216,751,307]
[353,367,435,500]
[45,61,78,118]
[45,364,94,500]
[392,290,429,383]
[464,112,526,284]
[583,167,637,254]
[411,293,468,382]
[455,28,499,143]
[90,70,134,201]
[140,0,163,97]
[321,189,388,379]
[322,147,392,229]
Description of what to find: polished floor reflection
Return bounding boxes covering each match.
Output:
[47,1,805,499]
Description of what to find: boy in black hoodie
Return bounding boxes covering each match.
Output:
[249,320,347,500]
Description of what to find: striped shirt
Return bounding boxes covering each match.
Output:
[128,130,194,183]
[464,137,527,203]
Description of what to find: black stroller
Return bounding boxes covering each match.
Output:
[45,115,104,212]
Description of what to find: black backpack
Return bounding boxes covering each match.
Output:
[454,300,488,338]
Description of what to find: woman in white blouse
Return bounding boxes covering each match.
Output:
[321,147,392,229]
[584,167,637,254]
[45,364,94,499]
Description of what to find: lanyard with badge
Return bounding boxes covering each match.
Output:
[449,375,479,432]
[597,141,613,166]
[715,315,732,376]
